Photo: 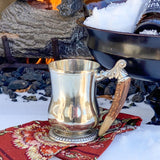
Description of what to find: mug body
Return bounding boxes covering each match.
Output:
[48,59,100,143]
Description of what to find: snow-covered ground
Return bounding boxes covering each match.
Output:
[98,98,160,160]
[0,92,160,160]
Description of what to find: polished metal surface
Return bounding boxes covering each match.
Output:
[96,59,128,82]
[48,59,100,143]
[48,59,128,143]
[49,128,97,144]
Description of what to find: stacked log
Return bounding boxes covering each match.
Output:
[0,1,91,59]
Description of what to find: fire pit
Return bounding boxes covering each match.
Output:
[77,17,160,82]
[77,13,160,124]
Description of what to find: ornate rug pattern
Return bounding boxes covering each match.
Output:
[0,108,142,160]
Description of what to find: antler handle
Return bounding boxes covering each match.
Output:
[96,59,131,136]
[98,77,131,136]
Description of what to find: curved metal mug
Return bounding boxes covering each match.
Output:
[48,59,131,144]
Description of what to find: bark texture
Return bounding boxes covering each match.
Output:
[0,1,91,58]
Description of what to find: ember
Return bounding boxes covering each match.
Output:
[26,57,54,65]
[28,0,61,10]
[48,0,61,10]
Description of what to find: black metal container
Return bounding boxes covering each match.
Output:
[77,17,160,82]
[135,0,160,33]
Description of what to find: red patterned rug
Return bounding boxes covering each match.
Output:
[0,108,142,160]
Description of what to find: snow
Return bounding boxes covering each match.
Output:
[98,98,160,160]
[140,29,160,35]
[101,125,160,160]
[84,0,146,33]
[0,92,160,160]
[0,91,49,130]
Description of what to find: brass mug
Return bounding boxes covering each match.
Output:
[48,59,130,143]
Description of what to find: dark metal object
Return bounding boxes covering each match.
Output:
[1,36,59,59]
[143,0,160,14]
[0,26,91,69]
[0,36,57,70]
[135,0,160,33]
[146,87,160,125]
[77,17,160,82]
[51,38,60,60]
[2,36,16,64]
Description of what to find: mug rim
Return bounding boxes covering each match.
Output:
[48,59,101,73]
